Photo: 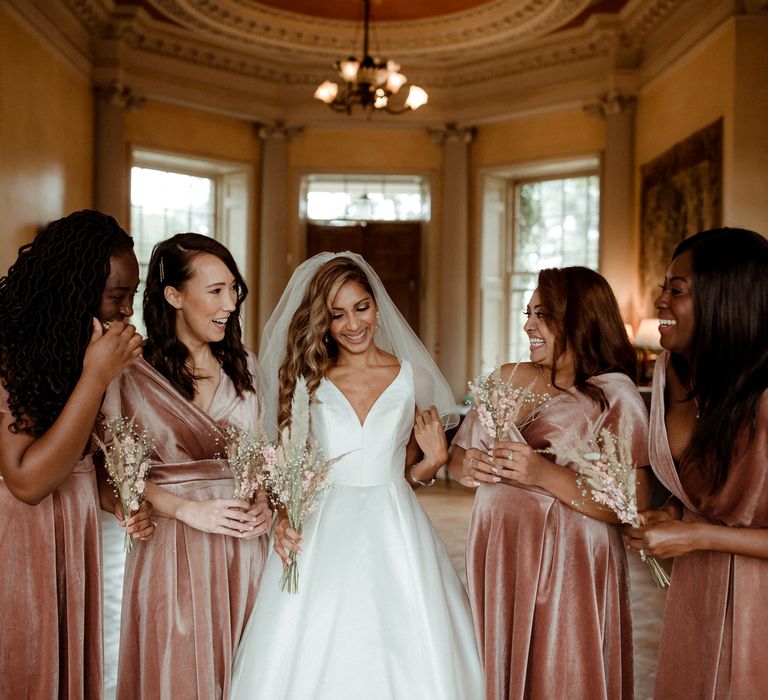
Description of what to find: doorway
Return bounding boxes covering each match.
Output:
[307,221,421,334]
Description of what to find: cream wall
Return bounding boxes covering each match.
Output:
[287,127,444,357]
[635,16,768,318]
[0,5,93,274]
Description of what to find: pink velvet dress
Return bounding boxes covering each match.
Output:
[101,354,267,700]
[650,351,768,698]
[453,372,649,700]
[0,386,103,698]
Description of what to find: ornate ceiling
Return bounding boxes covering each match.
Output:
[14,0,745,126]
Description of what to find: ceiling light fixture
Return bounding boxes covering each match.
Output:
[314,0,428,115]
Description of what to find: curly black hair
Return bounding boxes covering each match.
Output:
[0,210,134,436]
[142,233,254,400]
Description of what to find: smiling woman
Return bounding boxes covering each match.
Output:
[628,227,768,699]
[448,266,649,700]
[99,233,270,699]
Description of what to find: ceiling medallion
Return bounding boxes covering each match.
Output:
[313,0,428,115]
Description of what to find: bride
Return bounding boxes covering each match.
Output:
[231,253,484,699]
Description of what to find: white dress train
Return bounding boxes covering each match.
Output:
[230,361,484,699]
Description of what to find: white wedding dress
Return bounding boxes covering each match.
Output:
[230,361,484,699]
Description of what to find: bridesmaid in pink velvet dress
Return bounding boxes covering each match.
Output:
[101,233,270,700]
[628,228,768,698]
[449,267,651,700]
[0,210,149,698]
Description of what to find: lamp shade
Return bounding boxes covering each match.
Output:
[404,85,428,110]
[634,318,661,349]
[314,81,339,104]
[624,323,634,343]
[339,58,361,82]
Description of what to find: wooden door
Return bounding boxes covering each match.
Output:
[306,222,421,334]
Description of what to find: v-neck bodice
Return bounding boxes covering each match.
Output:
[312,361,415,487]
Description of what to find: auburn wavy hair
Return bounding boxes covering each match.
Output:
[277,257,375,430]
[536,266,638,410]
[0,210,134,435]
[142,233,254,400]
[668,228,768,492]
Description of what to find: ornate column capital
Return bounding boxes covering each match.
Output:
[428,123,476,146]
[256,120,303,141]
[584,89,637,118]
[93,81,145,111]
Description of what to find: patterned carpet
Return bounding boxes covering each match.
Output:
[102,483,667,698]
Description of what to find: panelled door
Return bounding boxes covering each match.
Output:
[306,222,421,334]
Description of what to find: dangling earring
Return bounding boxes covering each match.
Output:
[323,332,331,345]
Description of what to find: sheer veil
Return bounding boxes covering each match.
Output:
[258,251,459,437]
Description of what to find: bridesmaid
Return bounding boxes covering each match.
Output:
[628,228,768,697]
[448,266,651,699]
[0,210,147,698]
[101,233,271,699]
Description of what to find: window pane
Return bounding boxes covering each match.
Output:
[130,167,215,332]
[304,174,429,222]
[508,174,599,362]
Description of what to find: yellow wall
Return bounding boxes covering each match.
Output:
[124,101,260,163]
[730,15,768,232]
[0,5,93,274]
[632,16,768,317]
[471,108,605,170]
[635,24,734,169]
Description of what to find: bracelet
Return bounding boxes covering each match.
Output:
[408,462,436,487]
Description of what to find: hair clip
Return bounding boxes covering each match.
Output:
[159,256,165,283]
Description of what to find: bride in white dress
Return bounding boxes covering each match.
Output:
[230,253,484,699]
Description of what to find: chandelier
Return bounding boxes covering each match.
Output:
[313,0,428,115]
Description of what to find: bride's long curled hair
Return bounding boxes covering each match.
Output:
[277,257,375,430]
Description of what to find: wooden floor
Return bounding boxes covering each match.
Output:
[102,483,667,698]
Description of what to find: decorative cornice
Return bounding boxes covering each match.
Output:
[42,0,734,125]
[147,0,592,56]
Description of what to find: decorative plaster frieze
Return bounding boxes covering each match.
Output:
[428,123,476,146]
[256,121,303,142]
[94,80,146,110]
[583,89,637,118]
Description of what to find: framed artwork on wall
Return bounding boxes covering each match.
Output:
[639,118,723,312]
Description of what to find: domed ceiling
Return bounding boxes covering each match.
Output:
[36,0,724,125]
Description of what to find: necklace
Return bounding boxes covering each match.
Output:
[684,376,700,419]
[535,363,552,388]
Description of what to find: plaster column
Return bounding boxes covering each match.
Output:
[430,124,475,399]
[257,122,302,335]
[585,90,637,321]
[93,81,144,226]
